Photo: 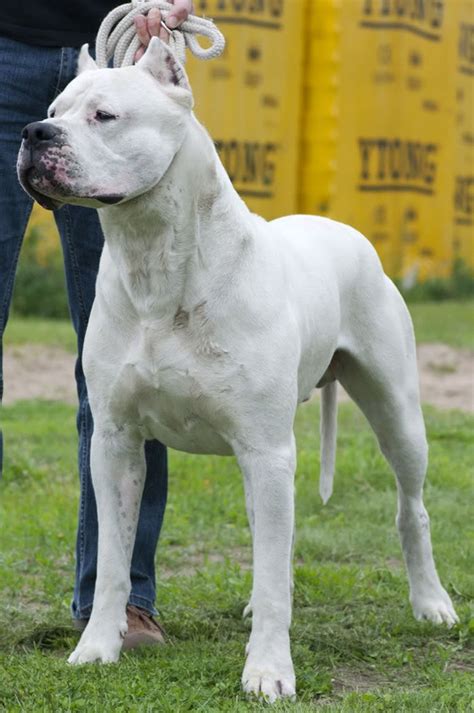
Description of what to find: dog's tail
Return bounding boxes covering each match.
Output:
[319,381,338,504]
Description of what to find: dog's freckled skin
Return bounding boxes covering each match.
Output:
[173,306,189,329]
[18,38,458,700]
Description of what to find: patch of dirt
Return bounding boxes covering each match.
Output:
[316,666,399,707]
[3,345,76,405]
[330,666,393,694]
[160,545,252,579]
[443,659,474,674]
[416,343,474,413]
[3,342,474,412]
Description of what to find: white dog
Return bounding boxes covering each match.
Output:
[18,38,458,702]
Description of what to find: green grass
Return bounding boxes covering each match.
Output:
[1,302,472,709]
[5,316,76,353]
[5,299,473,353]
[0,400,473,711]
[409,301,474,349]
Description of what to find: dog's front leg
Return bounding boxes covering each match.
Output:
[68,426,145,665]
[236,441,296,702]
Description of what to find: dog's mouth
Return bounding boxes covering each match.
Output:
[17,141,69,210]
[18,163,63,211]
[18,151,125,210]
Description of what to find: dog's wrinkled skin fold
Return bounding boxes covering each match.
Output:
[17,38,458,702]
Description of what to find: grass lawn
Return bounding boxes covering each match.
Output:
[6,299,474,352]
[409,301,474,349]
[5,316,77,353]
[1,302,473,710]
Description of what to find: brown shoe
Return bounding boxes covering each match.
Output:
[72,605,166,650]
[122,605,166,650]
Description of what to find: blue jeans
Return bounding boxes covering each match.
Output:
[0,36,167,618]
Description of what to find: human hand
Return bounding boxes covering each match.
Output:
[133,1,193,62]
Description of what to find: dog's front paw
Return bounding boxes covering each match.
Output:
[242,664,296,703]
[411,587,459,627]
[68,640,120,664]
[242,641,295,703]
[68,620,126,664]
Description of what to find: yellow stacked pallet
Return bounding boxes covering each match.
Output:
[299,0,473,281]
[186,0,307,219]
[299,0,341,218]
[453,1,474,267]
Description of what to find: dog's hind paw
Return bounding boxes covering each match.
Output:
[412,589,459,628]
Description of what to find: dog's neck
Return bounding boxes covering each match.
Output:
[99,115,256,317]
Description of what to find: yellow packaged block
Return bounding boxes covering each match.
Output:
[453,2,474,268]
[187,0,306,219]
[299,0,473,281]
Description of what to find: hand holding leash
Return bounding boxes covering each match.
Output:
[134,1,191,62]
[95,0,226,67]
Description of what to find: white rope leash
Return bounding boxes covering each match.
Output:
[95,0,226,67]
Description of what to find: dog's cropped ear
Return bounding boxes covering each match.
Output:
[137,37,193,109]
[77,44,99,74]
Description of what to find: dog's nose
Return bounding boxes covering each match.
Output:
[21,121,60,145]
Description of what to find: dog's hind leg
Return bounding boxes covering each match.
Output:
[335,282,458,626]
[236,436,297,702]
[68,425,146,664]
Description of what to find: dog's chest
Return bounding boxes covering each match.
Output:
[108,318,235,455]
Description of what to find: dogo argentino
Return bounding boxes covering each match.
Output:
[18,37,458,702]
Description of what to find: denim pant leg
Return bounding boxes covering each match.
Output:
[0,36,53,474]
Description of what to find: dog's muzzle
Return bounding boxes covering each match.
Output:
[18,121,125,210]
[17,121,67,210]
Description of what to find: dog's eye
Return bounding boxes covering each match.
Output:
[95,110,117,122]
[49,109,56,118]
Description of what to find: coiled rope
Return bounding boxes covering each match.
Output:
[95,0,226,67]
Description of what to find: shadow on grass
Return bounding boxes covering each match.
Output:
[16,624,79,652]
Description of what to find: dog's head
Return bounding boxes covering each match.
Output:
[17,38,193,210]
